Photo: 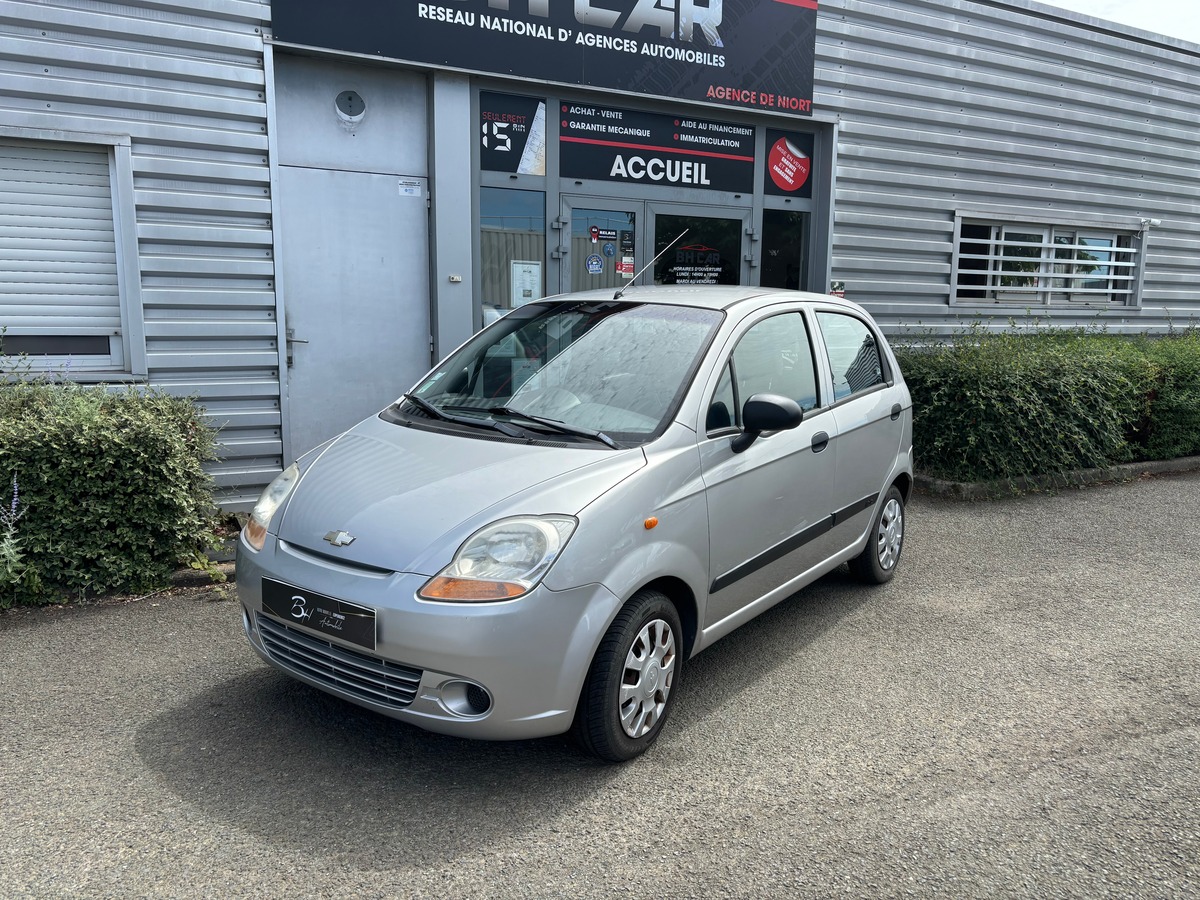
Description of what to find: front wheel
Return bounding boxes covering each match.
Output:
[573,590,683,762]
[849,485,905,584]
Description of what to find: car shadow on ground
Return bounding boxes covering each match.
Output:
[135,568,874,867]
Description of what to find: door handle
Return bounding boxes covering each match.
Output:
[890,403,902,421]
[285,328,309,367]
[811,432,830,453]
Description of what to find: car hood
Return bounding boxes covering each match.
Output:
[274,414,646,575]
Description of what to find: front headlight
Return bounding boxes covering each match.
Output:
[242,462,300,551]
[419,515,577,602]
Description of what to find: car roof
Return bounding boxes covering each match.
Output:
[539,285,866,315]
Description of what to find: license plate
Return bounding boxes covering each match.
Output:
[261,578,377,651]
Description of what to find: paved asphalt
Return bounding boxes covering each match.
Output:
[2,473,1198,899]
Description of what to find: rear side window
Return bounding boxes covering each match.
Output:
[816,312,884,402]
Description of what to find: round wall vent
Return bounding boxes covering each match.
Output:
[335,90,366,124]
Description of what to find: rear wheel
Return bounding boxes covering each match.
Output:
[573,589,682,762]
[849,485,905,584]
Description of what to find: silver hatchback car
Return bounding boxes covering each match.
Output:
[237,286,913,761]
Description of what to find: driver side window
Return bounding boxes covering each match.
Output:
[706,312,819,436]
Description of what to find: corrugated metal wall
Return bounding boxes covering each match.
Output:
[0,0,278,508]
[815,0,1200,332]
[6,0,1199,510]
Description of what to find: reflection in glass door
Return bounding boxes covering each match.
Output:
[652,213,743,285]
[760,209,809,291]
[566,206,637,293]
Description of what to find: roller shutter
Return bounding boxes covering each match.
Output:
[0,139,120,360]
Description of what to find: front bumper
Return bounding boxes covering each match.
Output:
[235,532,622,740]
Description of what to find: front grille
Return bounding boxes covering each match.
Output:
[256,613,423,710]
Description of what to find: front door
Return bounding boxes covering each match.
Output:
[699,308,839,630]
[559,198,640,294]
[648,205,749,287]
[559,197,752,293]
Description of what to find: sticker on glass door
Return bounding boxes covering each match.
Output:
[571,207,635,292]
[618,230,635,278]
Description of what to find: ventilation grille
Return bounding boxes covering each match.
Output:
[257,613,422,709]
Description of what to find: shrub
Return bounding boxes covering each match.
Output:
[1138,330,1200,460]
[0,380,221,607]
[894,328,1157,484]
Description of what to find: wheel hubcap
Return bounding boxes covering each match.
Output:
[619,618,676,739]
[876,498,903,570]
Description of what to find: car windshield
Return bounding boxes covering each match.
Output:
[401,300,724,445]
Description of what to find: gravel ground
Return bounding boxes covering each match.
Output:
[2,472,1198,899]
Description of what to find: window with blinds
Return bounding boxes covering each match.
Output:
[0,139,123,369]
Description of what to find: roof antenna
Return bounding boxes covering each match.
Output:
[614,229,689,300]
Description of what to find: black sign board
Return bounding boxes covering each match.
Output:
[271,0,817,116]
[763,129,815,198]
[480,92,547,174]
[561,103,754,192]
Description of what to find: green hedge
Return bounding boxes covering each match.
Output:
[894,329,1200,484]
[0,380,222,608]
[1137,332,1200,460]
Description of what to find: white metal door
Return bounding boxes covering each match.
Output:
[277,167,431,459]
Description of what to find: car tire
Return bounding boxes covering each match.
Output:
[573,589,683,763]
[849,485,905,584]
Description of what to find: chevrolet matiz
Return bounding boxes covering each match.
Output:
[236,286,913,761]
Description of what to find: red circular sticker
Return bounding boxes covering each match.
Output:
[768,138,811,192]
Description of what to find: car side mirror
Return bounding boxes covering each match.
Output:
[731,393,803,453]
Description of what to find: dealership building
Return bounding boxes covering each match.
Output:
[1,0,1198,507]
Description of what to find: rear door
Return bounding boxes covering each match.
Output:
[813,308,905,550]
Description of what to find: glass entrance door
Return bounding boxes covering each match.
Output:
[559,198,752,292]
[650,210,746,285]
[560,199,640,294]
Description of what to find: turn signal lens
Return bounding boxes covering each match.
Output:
[244,518,268,552]
[419,577,528,601]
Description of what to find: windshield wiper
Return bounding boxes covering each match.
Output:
[488,406,619,449]
[401,394,526,438]
[437,401,619,448]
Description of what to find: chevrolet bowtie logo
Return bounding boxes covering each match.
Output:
[323,530,356,547]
